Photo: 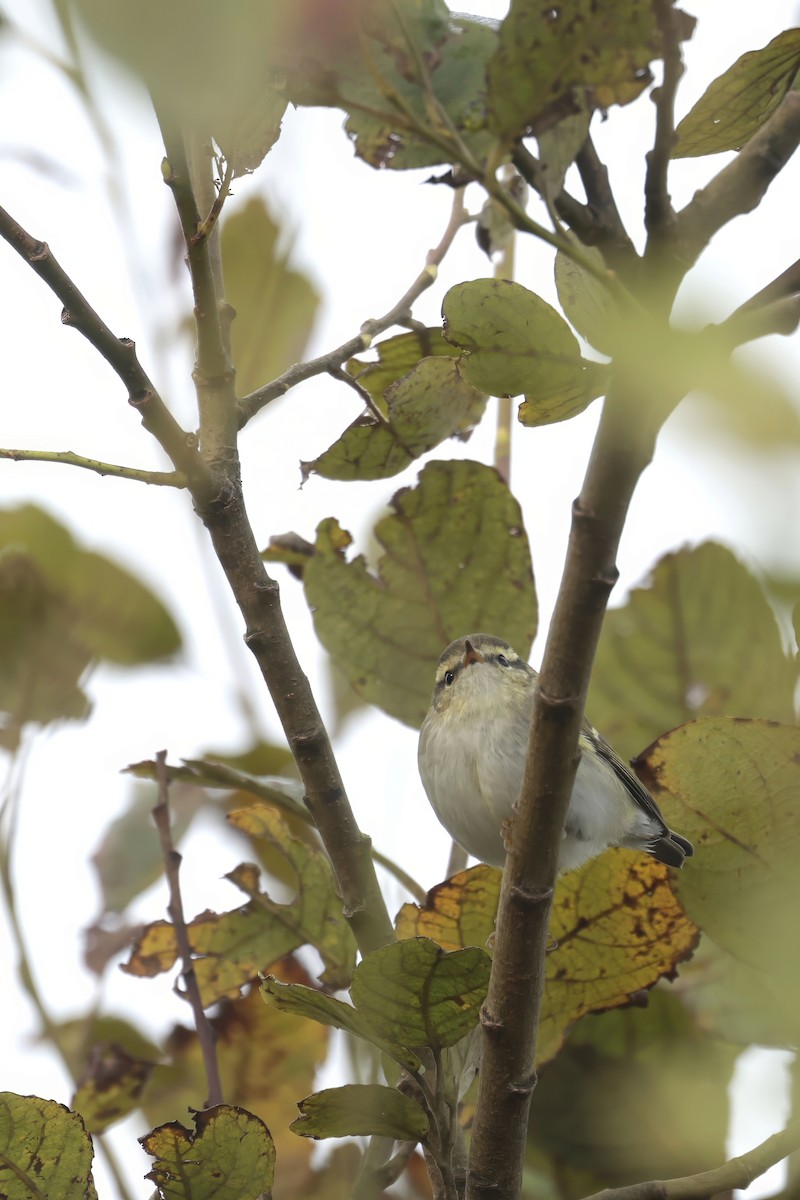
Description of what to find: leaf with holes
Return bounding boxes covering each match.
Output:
[397,858,698,1066]
[303,459,536,727]
[637,718,800,996]
[304,356,488,481]
[141,1105,274,1200]
[487,0,670,142]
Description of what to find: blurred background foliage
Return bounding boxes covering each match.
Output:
[1,0,799,1198]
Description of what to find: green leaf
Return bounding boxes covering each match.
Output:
[290,7,497,170]
[397,858,698,1067]
[554,240,618,354]
[0,1092,96,1200]
[351,938,491,1051]
[260,975,421,1072]
[442,279,607,424]
[674,29,800,158]
[638,718,800,996]
[73,1043,154,1135]
[291,1084,429,1141]
[528,988,737,1188]
[122,806,356,1002]
[305,356,488,481]
[588,542,798,761]
[213,82,286,177]
[487,0,665,142]
[675,934,800,1050]
[0,504,181,666]
[537,108,591,199]
[222,197,319,398]
[347,327,458,399]
[303,459,537,727]
[141,1105,275,1200]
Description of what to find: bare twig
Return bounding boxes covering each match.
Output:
[0,447,187,487]
[236,187,471,428]
[194,155,234,245]
[152,750,224,1108]
[0,205,207,489]
[644,0,685,240]
[583,1120,800,1200]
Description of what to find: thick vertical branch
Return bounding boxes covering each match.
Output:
[466,390,661,1200]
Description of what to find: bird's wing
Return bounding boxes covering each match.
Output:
[581,720,668,834]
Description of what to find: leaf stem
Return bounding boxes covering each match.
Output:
[152,749,224,1107]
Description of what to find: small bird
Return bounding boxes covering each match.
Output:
[418,633,693,873]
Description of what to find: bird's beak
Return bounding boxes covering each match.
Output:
[463,640,485,667]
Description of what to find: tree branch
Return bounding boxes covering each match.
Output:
[152,750,224,1108]
[0,447,187,487]
[644,0,685,241]
[675,90,800,276]
[0,205,206,488]
[583,1120,800,1200]
[158,124,238,466]
[512,144,596,244]
[236,186,471,428]
[466,382,667,1200]
[155,129,397,957]
[574,137,640,277]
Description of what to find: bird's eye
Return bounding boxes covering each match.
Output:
[497,654,509,667]
[444,670,455,686]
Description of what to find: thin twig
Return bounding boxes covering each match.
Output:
[0,205,207,490]
[644,0,685,239]
[236,187,471,428]
[194,155,235,245]
[493,174,516,487]
[152,750,224,1108]
[328,364,391,427]
[512,144,596,243]
[584,1120,800,1200]
[0,447,187,487]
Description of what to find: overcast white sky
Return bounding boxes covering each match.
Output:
[1,1,799,1196]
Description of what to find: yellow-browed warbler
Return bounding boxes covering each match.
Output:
[418,633,693,872]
